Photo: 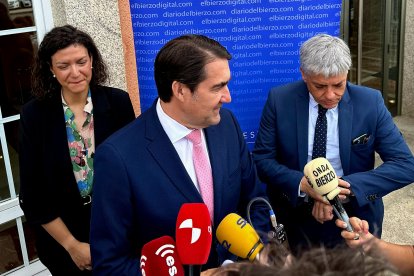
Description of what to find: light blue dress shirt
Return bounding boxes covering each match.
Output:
[299,93,344,197]
[308,94,344,177]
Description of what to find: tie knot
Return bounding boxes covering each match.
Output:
[318,104,328,115]
[187,129,202,145]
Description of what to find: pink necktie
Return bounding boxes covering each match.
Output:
[187,129,214,221]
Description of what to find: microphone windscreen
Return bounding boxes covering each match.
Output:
[304,157,339,197]
[216,213,264,261]
[140,236,184,276]
[304,158,354,232]
[175,203,212,265]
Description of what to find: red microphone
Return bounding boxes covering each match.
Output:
[140,236,184,276]
[175,203,212,274]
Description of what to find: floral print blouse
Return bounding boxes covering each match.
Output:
[62,90,95,197]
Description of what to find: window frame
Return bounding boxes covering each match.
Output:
[0,0,53,275]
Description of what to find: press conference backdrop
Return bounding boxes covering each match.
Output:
[129,0,342,148]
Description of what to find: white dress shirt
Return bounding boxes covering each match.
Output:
[156,99,211,192]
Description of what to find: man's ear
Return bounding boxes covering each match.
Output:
[172,81,185,102]
[300,68,307,83]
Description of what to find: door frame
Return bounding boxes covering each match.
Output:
[341,0,406,115]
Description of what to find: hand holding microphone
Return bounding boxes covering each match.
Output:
[299,175,328,204]
[304,157,354,232]
[336,217,372,249]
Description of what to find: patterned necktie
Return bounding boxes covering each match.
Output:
[187,129,214,221]
[312,104,328,159]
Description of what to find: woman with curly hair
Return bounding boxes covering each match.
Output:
[19,25,135,275]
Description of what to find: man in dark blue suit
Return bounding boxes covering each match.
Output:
[90,35,269,275]
[253,34,414,253]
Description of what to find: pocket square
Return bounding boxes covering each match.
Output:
[352,134,370,145]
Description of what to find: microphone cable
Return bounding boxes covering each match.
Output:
[246,197,289,250]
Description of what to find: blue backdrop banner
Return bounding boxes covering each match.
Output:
[130,0,342,149]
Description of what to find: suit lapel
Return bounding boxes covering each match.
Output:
[203,126,222,224]
[338,86,352,175]
[145,104,203,203]
[91,86,112,146]
[296,88,309,170]
[47,94,76,182]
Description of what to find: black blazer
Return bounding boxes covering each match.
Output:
[18,85,135,267]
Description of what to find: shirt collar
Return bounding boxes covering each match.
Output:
[61,89,93,115]
[84,90,93,114]
[156,98,193,143]
[308,93,338,112]
[309,93,319,109]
